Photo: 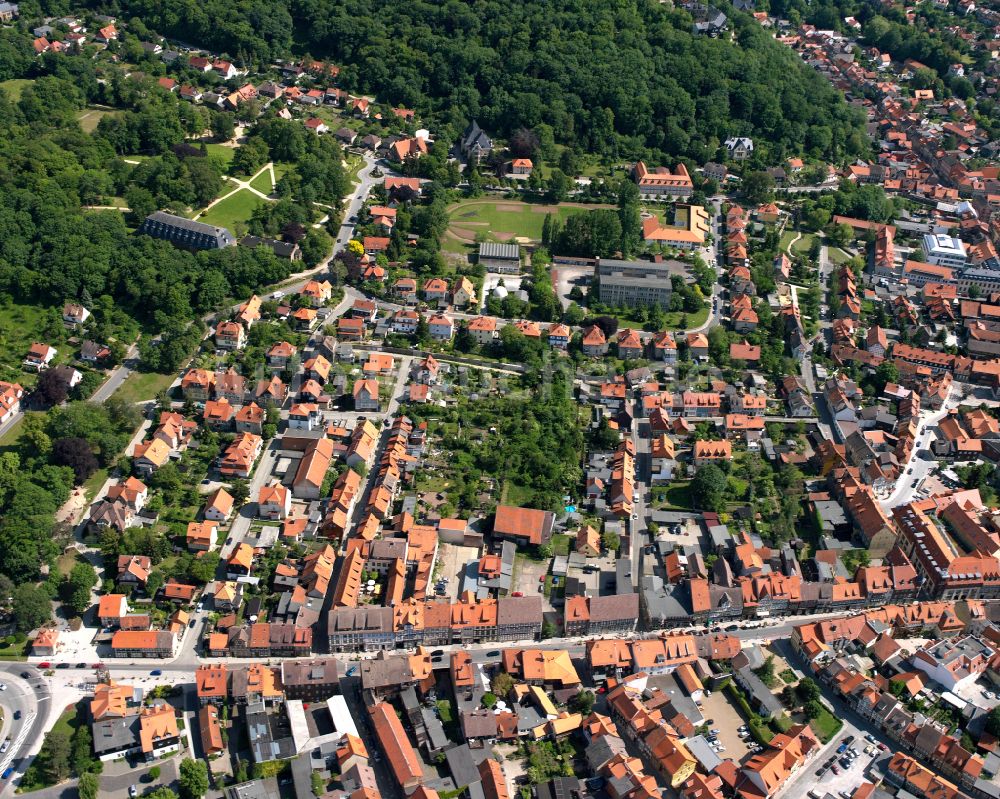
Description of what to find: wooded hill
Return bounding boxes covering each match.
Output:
[80,0,870,165]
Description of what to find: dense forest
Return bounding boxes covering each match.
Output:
[0,56,350,370]
[66,0,870,165]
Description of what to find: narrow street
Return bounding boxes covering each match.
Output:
[879,382,960,510]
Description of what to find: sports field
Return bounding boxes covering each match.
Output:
[445,199,613,245]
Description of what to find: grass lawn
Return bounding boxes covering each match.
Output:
[596,304,709,332]
[665,305,710,330]
[0,78,34,101]
[0,637,28,660]
[828,246,852,265]
[501,480,535,508]
[808,706,843,743]
[249,169,274,194]
[57,550,83,578]
[272,162,295,184]
[197,189,267,232]
[75,107,120,134]
[435,699,454,724]
[778,231,796,253]
[0,300,71,386]
[551,534,571,557]
[112,370,175,405]
[83,467,110,503]
[204,143,237,171]
[791,233,816,256]
[663,482,692,510]
[0,411,39,453]
[20,705,82,789]
[441,235,475,257]
[345,153,365,186]
[446,198,611,244]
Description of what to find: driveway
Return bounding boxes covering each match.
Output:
[101,757,180,797]
[552,266,591,310]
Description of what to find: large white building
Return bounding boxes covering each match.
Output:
[922,233,968,269]
[911,635,994,692]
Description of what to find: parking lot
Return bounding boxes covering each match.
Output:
[955,677,999,710]
[811,735,883,797]
[697,690,755,761]
[512,555,549,598]
[653,519,702,551]
[435,543,479,601]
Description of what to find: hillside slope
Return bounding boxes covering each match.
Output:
[84,0,869,164]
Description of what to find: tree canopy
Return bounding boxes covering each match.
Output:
[79,0,868,165]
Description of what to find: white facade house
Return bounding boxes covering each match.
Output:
[911,636,994,692]
[922,233,968,269]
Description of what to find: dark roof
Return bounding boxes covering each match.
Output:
[497,595,543,626]
[327,606,394,635]
[246,702,296,763]
[462,120,492,152]
[240,235,299,259]
[92,714,141,755]
[360,652,413,690]
[588,593,639,622]
[461,709,498,739]
[144,211,231,238]
[479,242,519,260]
[281,658,340,688]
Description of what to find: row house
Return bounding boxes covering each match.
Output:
[327,594,545,652]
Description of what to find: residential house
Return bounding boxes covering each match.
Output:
[204,488,235,522]
[467,316,499,345]
[23,343,56,370]
[583,326,609,357]
[258,484,292,521]
[354,380,380,412]
[428,315,454,341]
[186,520,218,552]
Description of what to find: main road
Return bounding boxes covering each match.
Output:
[35,606,865,678]
[0,665,52,797]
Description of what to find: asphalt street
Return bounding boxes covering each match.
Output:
[0,665,52,797]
